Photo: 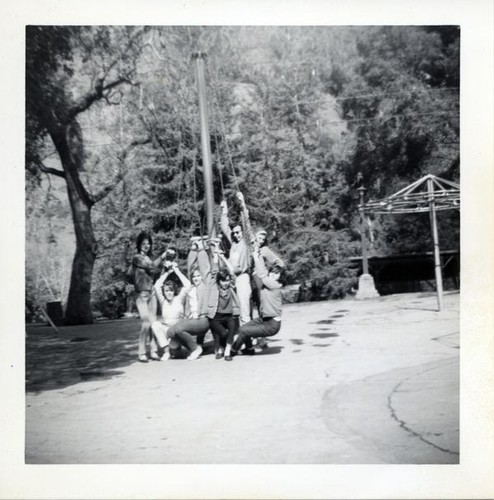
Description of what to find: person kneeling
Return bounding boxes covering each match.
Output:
[230,249,284,360]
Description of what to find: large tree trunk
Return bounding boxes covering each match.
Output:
[50,122,97,325]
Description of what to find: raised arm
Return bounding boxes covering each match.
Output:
[154,268,174,303]
[133,253,163,272]
[220,200,232,244]
[236,191,257,249]
[188,238,212,279]
[170,262,192,295]
[218,253,235,281]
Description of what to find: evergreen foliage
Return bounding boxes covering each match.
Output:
[25,26,460,320]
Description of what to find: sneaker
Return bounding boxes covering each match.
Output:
[138,355,149,363]
[187,346,203,360]
[149,352,161,361]
[160,349,171,361]
[215,350,224,360]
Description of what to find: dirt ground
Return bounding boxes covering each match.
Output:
[25,291,459,464]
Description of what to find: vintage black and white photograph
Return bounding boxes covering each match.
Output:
[23,24,463,467]
[0,0,492,497]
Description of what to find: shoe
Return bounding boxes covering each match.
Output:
[149,352,161,361]
[225,355,233,361]
[187,346,203,360]
[138,355,149,363]
[160,350,171,361]
[215,351,224,360]
[257,338,269,349]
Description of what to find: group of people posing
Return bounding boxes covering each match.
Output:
[130,192,285,362]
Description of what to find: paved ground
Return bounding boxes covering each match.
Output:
[25,291,459,464]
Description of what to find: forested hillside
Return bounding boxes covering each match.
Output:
[25,26,460,322]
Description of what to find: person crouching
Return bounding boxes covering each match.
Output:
[230,249,283,359]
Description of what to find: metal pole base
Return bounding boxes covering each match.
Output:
[355,274,380,300]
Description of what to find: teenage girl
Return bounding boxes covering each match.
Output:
[151,261,191,360]
[131,231,168,363]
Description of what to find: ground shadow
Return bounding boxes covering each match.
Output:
[310,333,339,338]
[399,306,440,312]
[26,318,142,393]
[254,346,284,356]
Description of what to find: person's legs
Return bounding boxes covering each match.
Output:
[196,333,206,347]
[232,318,281,352]
[149,322,169,359]
[250,280,261,319]
[135,292,157,359]
[232,317,262,352]
[169,318,208,353]
[209,316,228,358]
[150,320,168,346]
[224,316,240,360]
[235,273,252,325]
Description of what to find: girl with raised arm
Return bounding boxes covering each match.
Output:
[203,240,241,360]
[150,261,191,360]
[131,231,168,363]
[165,238,212,360]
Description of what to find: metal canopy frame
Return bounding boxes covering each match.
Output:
[359,174,460,311]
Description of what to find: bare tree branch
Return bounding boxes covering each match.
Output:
[69,27,147,119]
[37,160,66,178]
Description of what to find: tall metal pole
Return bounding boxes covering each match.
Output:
[358,186,369,275]
[428,177,444,311]
[192,52,215,237]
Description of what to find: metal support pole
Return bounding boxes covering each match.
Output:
[192,52,215,238]
[428,177,444,311]
[358,186,369,275]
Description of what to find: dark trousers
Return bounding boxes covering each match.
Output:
[208,314,239,352]
[232,317,281,351]
[167,317,209,353]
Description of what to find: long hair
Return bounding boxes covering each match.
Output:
[136,231,153,256]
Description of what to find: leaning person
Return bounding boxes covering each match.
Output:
[230,248,284,359]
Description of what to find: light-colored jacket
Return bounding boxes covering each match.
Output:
[252,257,283,319]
